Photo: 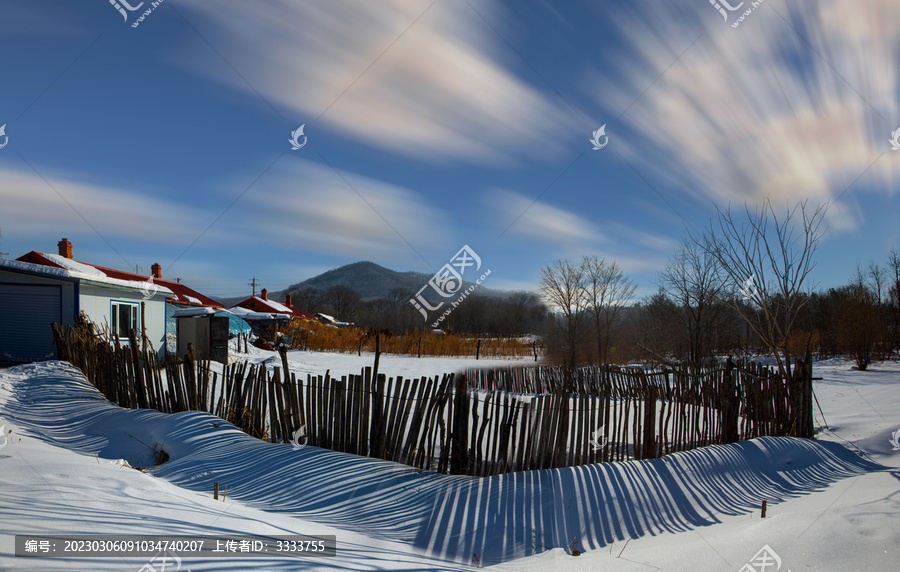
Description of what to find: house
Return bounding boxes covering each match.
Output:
[228,289,317,340]
[230,289,317,321]
[0,238,218,363]
[315,312,352,327]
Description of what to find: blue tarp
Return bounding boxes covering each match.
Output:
[165,303,252,336]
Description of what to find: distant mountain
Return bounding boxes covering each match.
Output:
[213,261,506,306]
[283,261,506,301]
[214,294,248,308]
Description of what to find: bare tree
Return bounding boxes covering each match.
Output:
[503,291,547,335]
[865,261,886,303]
[635,289,682,360]
[658,241,726,364]
[288,286,324,314]
[323,285,362,322]
[888,249,900,356]
[695,199,827,380]
[386,287,417,333]
[539,259,587,367]
[582,256,637,366]
[859,261,891,358]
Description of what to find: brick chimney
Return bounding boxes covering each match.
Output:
[57,238,73,259]
[151,263,162,279]
[285,294,292,307]
[261,288,268,301]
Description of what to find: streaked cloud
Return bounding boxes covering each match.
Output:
[588,0,900,233]
[489,188,606,247]
[176,0,577,165]
[0,159,449,269]
[215,159,451,263]
[487,187,670,274]
[0,165,205,245]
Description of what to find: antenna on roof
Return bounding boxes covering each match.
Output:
[249,276,258,297]
[0,228,8,259]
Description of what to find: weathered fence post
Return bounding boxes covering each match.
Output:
[722,357,739,444]
[796,351,814,439]
[449,375,469,474]
[642,386,657,459]
[370,371,385,459]
[140,301,148,354]
[805,350,814,438]
[373,334,381,380]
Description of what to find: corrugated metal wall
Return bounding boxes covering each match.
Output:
[0,283,62,362]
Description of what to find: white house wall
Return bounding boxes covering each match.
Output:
[78,285,168,348]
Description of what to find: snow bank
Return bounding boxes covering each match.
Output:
[2,359,898,570]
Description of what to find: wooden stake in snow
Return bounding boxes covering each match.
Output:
[761,500,767,518]
[214,482,219,500]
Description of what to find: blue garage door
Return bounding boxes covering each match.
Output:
[0,284,62,363]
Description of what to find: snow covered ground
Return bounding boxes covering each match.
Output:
[227,338,540,380]
[0,355,898,571]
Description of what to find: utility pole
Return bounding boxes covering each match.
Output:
[248,276,258,297]
[0,228,8,259]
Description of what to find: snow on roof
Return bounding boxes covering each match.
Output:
[226,305,253,316]
[226,306,287,320]
[173,307,217,317]
[0,257,174,296]
[0,258,71,278]
[41,253,108,278]
[185,296,203,305]
[255,297,292,313]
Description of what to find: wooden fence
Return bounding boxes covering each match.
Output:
[52,322,813,477]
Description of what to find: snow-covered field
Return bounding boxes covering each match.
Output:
[227,339,540,379]
[1,354,898,571]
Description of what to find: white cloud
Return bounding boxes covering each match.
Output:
[176,0,576,165]
[487,188,671,274]
[588,0,900,232]
[0,159,449,273]
[0,165,205,245]
[216,159,451,264]
[489,188,606,247]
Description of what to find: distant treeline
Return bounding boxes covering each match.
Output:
[537,202,899,372]
[284,285,548,337]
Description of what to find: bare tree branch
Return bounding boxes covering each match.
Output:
[693,198,827,379]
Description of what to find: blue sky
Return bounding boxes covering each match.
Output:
[1,0,898,300]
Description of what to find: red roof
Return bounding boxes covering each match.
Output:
[233,296,317,321]
[16,251,222,308]
[285,303,317,321]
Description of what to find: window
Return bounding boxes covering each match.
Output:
[111,302,138,339]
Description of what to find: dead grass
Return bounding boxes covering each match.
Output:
[280,320,538,358]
